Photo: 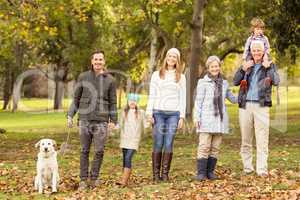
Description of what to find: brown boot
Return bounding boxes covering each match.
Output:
[116,168,131,186]
[152,152,162,182]
[162,152,173,181]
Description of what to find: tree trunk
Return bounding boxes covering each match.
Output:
[2,66,12,110]
[53,79,64,110]
[53,66,68,110]
[290,46,296,83]
[118,87,122,109]
[12,41,25,112]
[186,0,207,119]
[147,28,158,80]
[83,10,97,71]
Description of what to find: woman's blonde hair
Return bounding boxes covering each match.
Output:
[159,48,182,82]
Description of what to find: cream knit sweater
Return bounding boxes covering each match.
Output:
[146,70,186,118]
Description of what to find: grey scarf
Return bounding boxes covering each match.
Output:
[208,73,223,121]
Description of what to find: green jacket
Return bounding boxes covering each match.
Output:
[68,70,117,123]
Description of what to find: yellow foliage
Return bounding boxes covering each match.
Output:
[49,27,58,36]
[34,27,40,32]
[21,22,29,28]
[20,30,29,38]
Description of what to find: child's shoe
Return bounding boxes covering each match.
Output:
[264,77,272,87]
[240,80,248,91]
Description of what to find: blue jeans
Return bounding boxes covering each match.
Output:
[152,110,180,153]
[122,148,136,168]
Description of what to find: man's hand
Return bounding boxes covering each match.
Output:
[67,116,73,128]
[242,60,254,71]
[177,118,184,129]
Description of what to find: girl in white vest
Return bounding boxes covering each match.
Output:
[117,93,148,186]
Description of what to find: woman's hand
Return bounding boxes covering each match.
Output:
[147,115,155,124]
[177,118,184,129]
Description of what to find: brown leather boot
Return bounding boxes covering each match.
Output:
[152,152,162,182]
[116,168,131,186]
[161,152,173,181]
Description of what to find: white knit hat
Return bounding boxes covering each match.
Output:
[166,48,181,59]
[250,40,264,51]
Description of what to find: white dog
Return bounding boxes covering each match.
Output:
[34,139,59,194]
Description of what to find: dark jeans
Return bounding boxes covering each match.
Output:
[79,120,108,181]
[152,110,180,153]
[122,148,136,169]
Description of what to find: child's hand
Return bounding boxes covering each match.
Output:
[108,122,115,130]
[145,122,151,128]
[262,60,272,68]
[194,121,201,129]
[114,124,120,130]
[242,60,253,71]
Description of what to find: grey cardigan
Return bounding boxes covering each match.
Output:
[193,75,237,134]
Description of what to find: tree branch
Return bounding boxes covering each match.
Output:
[219,47,243,60]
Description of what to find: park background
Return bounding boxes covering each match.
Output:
[0,0,299,199]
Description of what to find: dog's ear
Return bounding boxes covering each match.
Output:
[51,139,57,147]
[35,140,41,148]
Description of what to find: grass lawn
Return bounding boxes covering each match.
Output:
[0,87,299,199]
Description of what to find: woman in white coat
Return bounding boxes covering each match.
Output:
[193,56,237,181]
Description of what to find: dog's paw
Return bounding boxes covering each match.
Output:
[51,190,58,194]
[52,187,58,193]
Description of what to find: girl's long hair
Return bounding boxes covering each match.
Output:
[159,53,182,82]
[124,103,138,120]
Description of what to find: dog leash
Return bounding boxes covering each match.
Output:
[59,127,71,156]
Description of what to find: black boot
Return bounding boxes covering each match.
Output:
[152,152,162,182]
[161,152,173,181]
[207,157,218,180]
[194,158,207,181]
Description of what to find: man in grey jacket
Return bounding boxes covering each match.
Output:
[233,41,280,177]
[67,50,117,190]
